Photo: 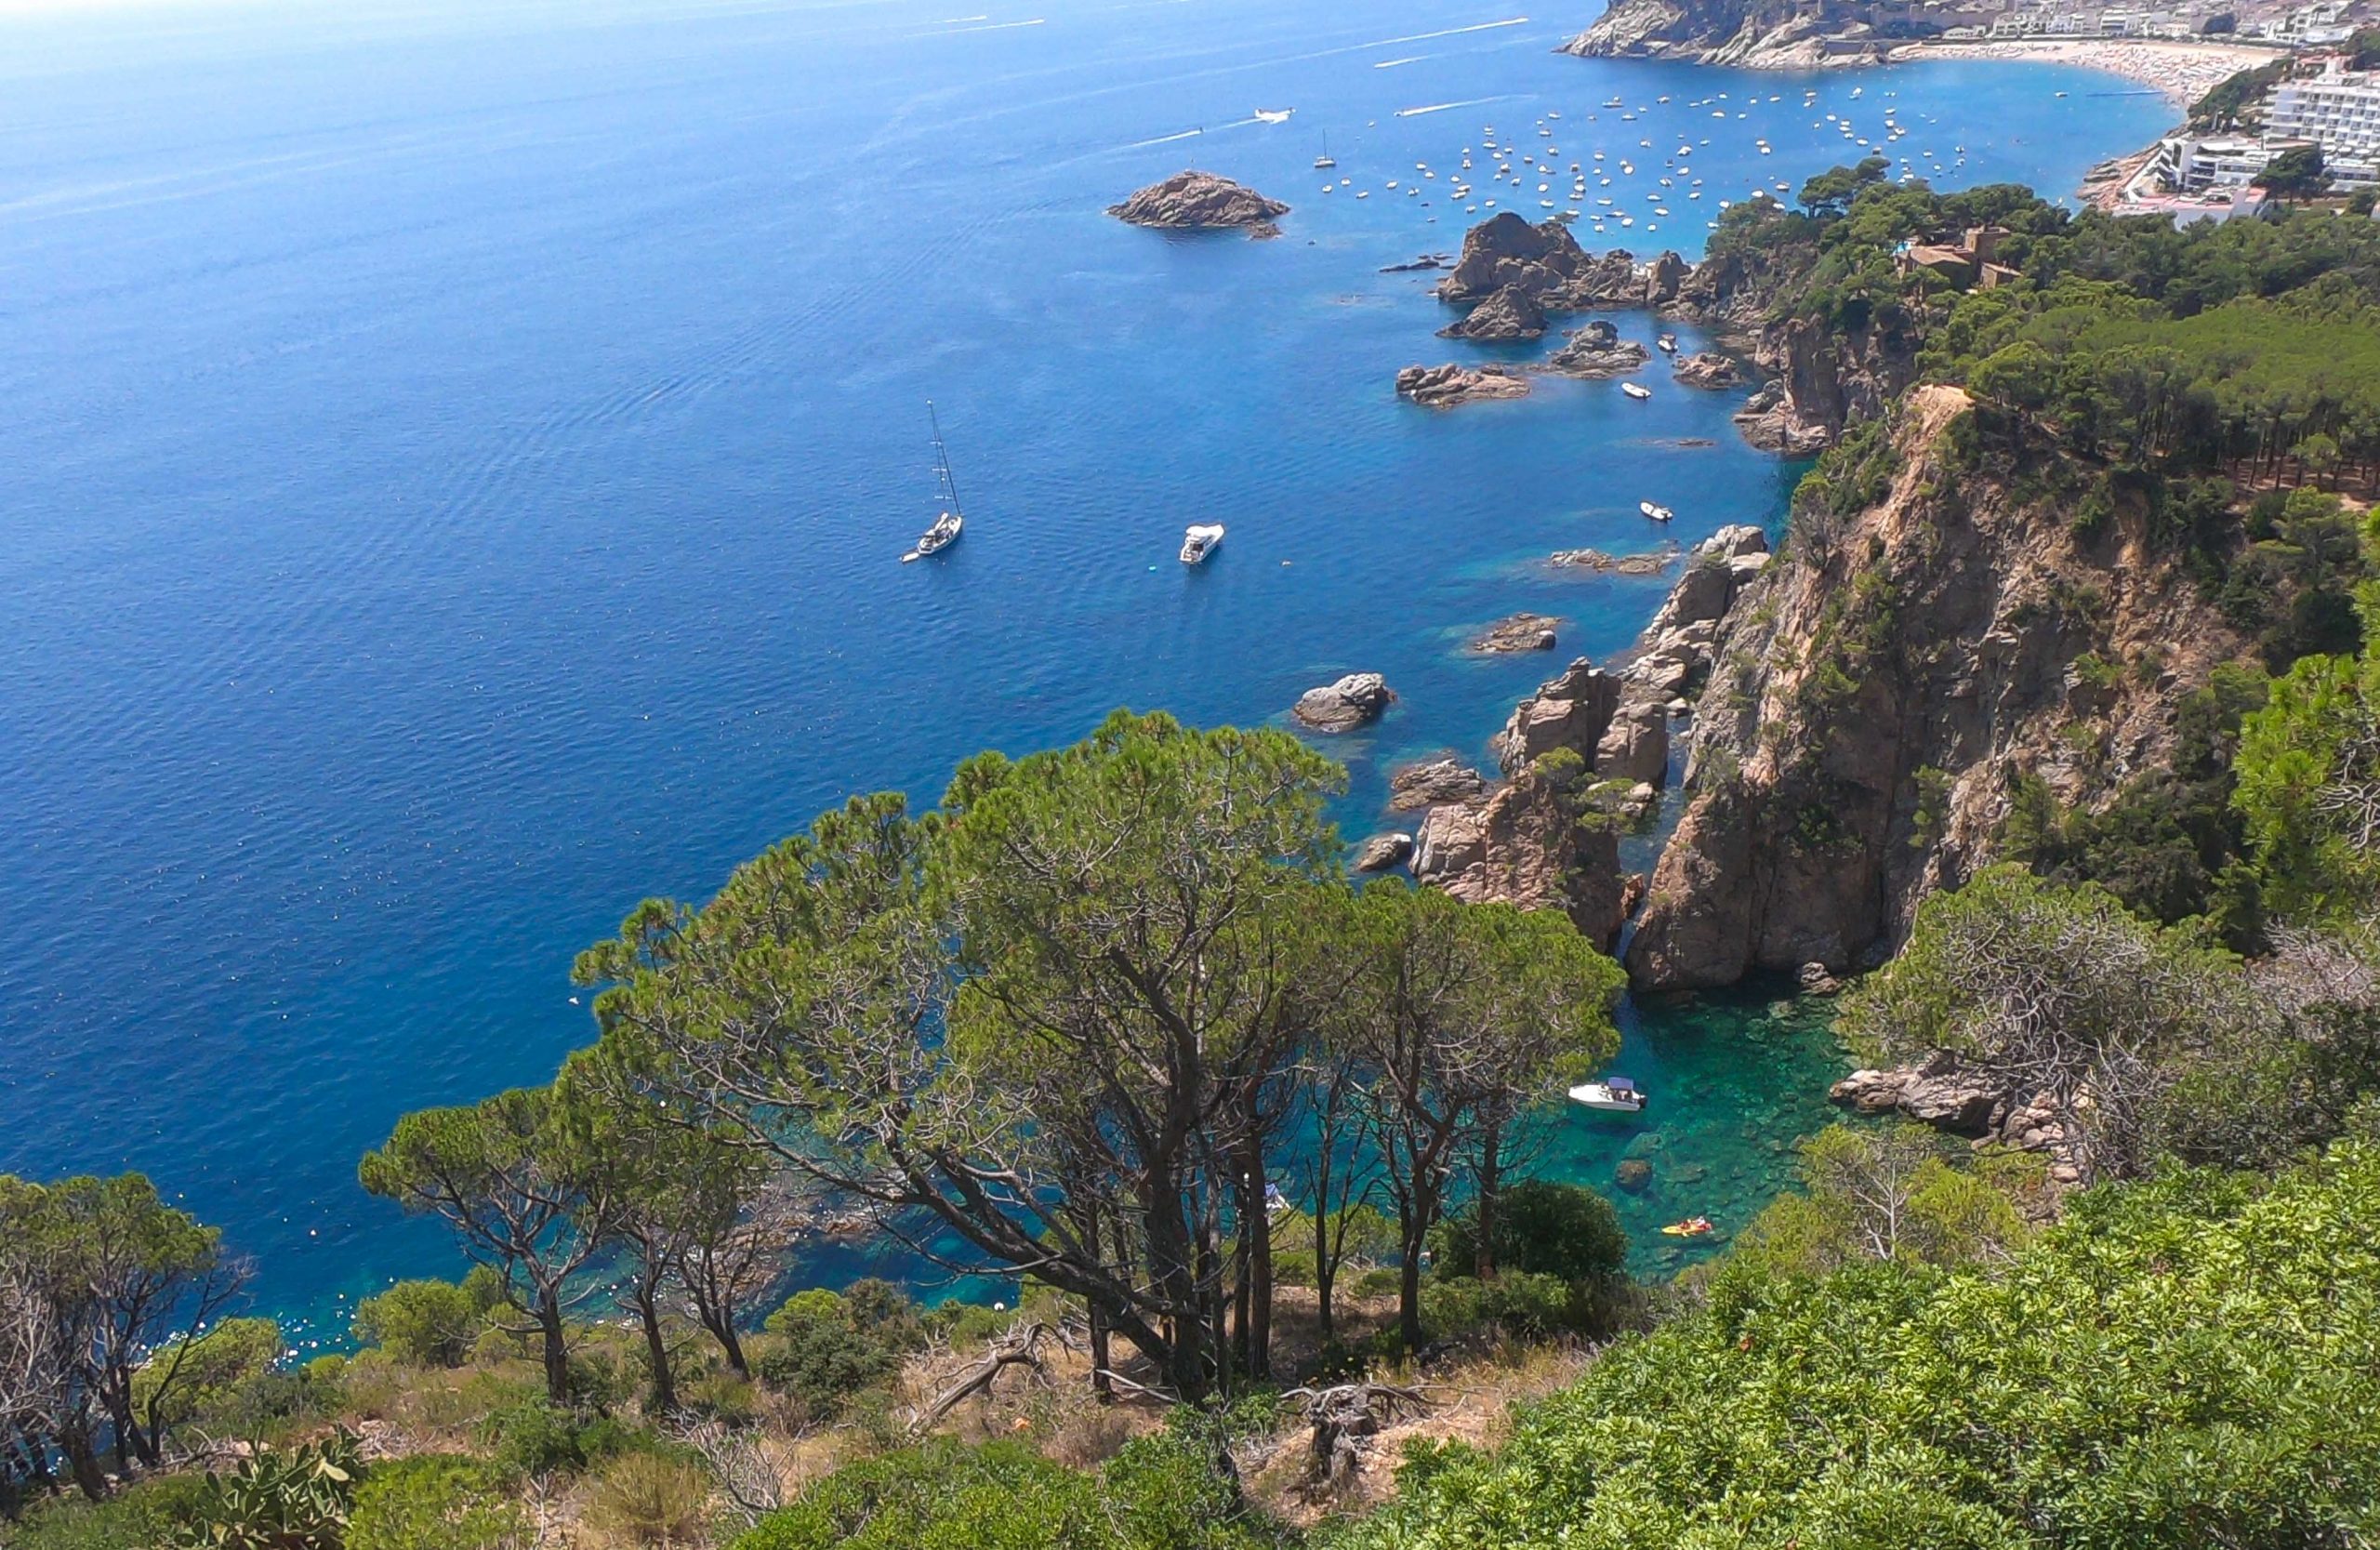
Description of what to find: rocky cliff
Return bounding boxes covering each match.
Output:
[1560,0,1892,67]
[1625,387,2248,990]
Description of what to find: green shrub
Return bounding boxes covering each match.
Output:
[580,1452,715,1548]
[731,1429,1289,1550]
[347,1455,527,1550]
[479,1398,586,1477]
[1350,1265,1401,1300]
[1433,1180,1628,1289]
[756,1288,906,1421]
[1421,1271,1581,1343]
[350,1277,492,1368]
[134,1318,285,1437]
[7,1473,212,1550]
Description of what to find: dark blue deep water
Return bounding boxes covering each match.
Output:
[0,0,2172,1340]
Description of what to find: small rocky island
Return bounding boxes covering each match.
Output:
[1436,283,1547,342]
[1108,171,1289,237]
[1395,363,1530,408]
[1545,321,1652,378]
[1291,672,1395,732]
[1674,351,1743,389]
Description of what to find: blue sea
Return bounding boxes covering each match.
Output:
[0,0,2173,1340]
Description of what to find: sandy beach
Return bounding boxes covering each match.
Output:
[1887,38,2288,106]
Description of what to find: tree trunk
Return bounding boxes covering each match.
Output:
[1089,1301,1113,1402]
[536,1289,570,1404]
[1240,1146,1274,1380]
[59,1428,107,1504]
[1315,1235,1337,1345]
[702,1309,748,1378]
[1474,1129,1502,1281]
[1397,1242,1425,1354]
[635,1285,676,1414]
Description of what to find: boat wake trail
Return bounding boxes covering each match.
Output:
[1395,96,1508,118]
[1128,127,1206,146]
[1372,55,1429,68]
[1355,17,1528,49]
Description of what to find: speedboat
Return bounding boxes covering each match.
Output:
[1640,501,1673,522]
[1180,523,1224,564]
[1621,382,1652,401]
[1569,1077,1646,1113]
[1254,107,1293,124]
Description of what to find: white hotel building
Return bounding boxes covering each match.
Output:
[2268,58,2380,179]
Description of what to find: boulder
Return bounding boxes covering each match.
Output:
[1435,212,1590,305]
[1471,613,1560,654]
[1798,960,1844,995]
[1355,832,1415,872]
[1395,363,1530,408]
[1673,351,1742,390]
[1827,1053,2000,1137]
[1614,1159,1653,1193]
[1491,658,1622,776]
[1438,282,1547,342]
[1644,250,1690,304]
[1292,672,1395,732]
[1550,547,1680,576]
[1389,757,1488,810]
[1545,323,1652,378]
[1108,171,1289,233]
[1594,700,1671,787]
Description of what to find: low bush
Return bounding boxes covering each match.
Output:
[346,1455,527,1550]
[350,1273,498,1369]
[580,1451,714,1548]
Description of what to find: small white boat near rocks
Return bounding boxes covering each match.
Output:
[1640,500,1673,522]
[1569,1078,1646,1113]
[1621,382,1652,401]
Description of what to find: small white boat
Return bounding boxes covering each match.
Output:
[1254,107,1293,124]
[1657,334,1678,354]
[902,402,967,563]
[1640,500,1673,522]
[1621,382,1652,401]
[1180,523,1224,564]
[1569,1078,1647,1114]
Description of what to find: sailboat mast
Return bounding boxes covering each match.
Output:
[927,399,964,520]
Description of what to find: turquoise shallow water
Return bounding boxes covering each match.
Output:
[0,0,2173,1338]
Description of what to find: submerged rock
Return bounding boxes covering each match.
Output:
[1550,547,1680,576]
[1108,170,1289,234]
[1291,672,1395,732]
[1471,613,1560,654]
[1395,362,1530,408]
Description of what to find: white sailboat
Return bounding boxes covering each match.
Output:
[902,402,966,563]
[1314,131,1335,170]
[1180,523,1224,564]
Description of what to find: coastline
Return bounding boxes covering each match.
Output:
[1883,37,2287,108]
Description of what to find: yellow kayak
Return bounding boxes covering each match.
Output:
[1661,1216,1714,1238]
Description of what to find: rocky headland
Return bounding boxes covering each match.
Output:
[1395,362,1531,408]
[1108,171,1289,236]
[1558,0,1892,69]
[1624,386,2247,991]
[1437,283,1548,343]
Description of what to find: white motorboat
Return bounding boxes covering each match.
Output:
[1621,382,1652,401]
[1640,500,1673,522]
[1657,333,1679,353]
[1180,523,1225,564]
[1254,107,1293,124]
[902,402,967,563]
[1569,1078,1647,1114]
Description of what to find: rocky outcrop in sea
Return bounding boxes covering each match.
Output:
[1545,322,1651,379]
[1108,171,1289,235]
[1558,0,1892,68]
[1831,1054,2084,1185]
[1389,757,1488,811]
[1471,614,1560,654]
[1674,352,1742,390]
[1395,363,1530,408]
[1291,672,1395,732]
[1437,283,1548,343]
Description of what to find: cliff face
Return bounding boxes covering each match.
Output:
[1560,0,1887,66]
[1626,387,2248,989]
